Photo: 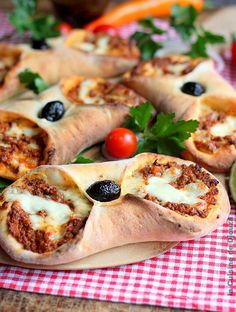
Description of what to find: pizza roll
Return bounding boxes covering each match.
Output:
[0,153,230,265]
[0,76,144,180]
[0,30,139,101]
[123,55,236,173]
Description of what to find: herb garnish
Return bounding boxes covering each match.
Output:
[125,102,199,156]
[18,69,48,94]
[131,17,166,60]
[132,5,225,60]
[170,4,225,58]
[72,155,95,164]
[9,0,59,40]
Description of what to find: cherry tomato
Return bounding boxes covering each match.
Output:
[93,24,119,36]
[58,22,73,36]
[231,40,236,64]
[105,128,137,159]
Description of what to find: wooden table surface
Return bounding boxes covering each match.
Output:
[0,1,233,311]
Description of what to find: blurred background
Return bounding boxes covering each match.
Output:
[1,1,236,21]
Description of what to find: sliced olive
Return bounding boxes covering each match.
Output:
[31,39,50,50]
[181,82,205,96]
[39,101,65,122]
[86,180,121,202]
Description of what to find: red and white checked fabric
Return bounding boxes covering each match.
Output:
[0,11,236,312]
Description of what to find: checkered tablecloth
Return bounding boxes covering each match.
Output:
[0,10,236,312]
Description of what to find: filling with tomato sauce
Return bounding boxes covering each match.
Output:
[2,170,92,253]
[68,31,139,57]
[123,160,219,218]
[128,56,203,77]
[194,106,236,154]
[0,119,46,178]
[0,48,21,85]
[65,77,144,106]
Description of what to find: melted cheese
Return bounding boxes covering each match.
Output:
[210,116,236,137]
[5,186,91,240]
[168,63,188,74]
[124,167,209,210]
[6,122,40,138]
[78,79,105,105]
[74,36,110,54]
[0,121,42,176]
[147,177,208,206]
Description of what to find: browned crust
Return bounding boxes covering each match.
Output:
[0,153,230,265]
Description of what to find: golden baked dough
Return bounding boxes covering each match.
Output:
[0,153,230,265]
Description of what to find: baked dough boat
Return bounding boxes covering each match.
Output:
[0,76,144,180]
[0,29,139,101]
[123,55,236,173]
[0,153,230,265]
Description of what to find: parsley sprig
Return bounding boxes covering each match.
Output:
[9,0,59,40]
[170,4,225,58]
[125,102,199,156]
[72,155,94,164]
[18,69,48,94]
[131,17,166,60]
[132,5,225,60]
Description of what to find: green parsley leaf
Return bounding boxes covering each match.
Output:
[18,69,48,94]
[201,29,225,45]
[29,16,59,40]
[125,102,199,157]
[139,17,165,35]
[9,0,59,40]
[124,102,154,132]
[9,0,37,33]
[170,4,225,58]
[131,32,163,60]
[131,17,165,60]
[72,155,94,164]
[187,35,208,58]
[170,4,198,41]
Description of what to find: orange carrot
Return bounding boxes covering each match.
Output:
[85,0,204,31]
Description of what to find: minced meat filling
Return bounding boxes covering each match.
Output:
[7,201,85,254]
[130,56,203,77]
[68,79,144,106]
[6,178,87,253]
[0,120,45,175]
[21,178,75,210]
[141,161,219,218]
[74,32,139,57]
[194,108,236,154]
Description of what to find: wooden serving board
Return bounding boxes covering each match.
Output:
[0,241,178,270]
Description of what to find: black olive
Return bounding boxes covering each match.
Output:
[39,101,65,122]
[31,39,50,50]
[181,82,205,96]
[86,180,121,202]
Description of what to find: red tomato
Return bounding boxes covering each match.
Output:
[93,24,119,36]
[58,22,73,36]
[231,40,236,63]
[105,128,137,159]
